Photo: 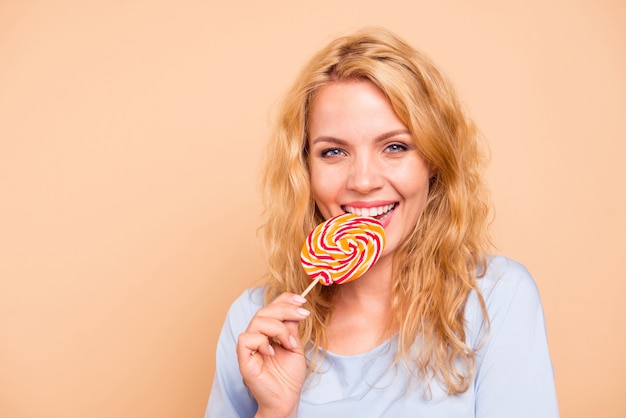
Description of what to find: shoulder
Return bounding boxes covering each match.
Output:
[221,286,267,336]
[478,255,541,306]
[470,257,559,416]
[465,256,544,344]
[231,286,266,313]
[208,287,266,417]
[213,286,267,369]
[221,287,265,340]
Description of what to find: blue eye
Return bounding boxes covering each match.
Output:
[386,143,408,152]
[321,148,345,157]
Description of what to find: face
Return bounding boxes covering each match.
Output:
[307,80,433,258]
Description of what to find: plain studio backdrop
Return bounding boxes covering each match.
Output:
[1,1,624,417]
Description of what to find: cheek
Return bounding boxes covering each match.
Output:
[309,166,335,216]
[396,164,431,206]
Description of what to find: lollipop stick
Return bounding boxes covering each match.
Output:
[300,277,321,298]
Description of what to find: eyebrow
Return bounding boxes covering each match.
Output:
[310,129,411,146]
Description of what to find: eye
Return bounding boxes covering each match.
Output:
[385,143,409,153]
[320,148,346,158]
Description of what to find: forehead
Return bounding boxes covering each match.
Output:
[308,80,406,137]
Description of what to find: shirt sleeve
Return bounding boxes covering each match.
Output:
[204,288,264,418]
[474,258,559,418]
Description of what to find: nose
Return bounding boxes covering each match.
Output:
[346,154,384,194]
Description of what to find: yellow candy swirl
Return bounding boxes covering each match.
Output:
[300,213,386,286]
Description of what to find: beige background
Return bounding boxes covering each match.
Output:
[1,0,624,417]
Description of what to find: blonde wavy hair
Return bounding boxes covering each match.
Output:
[259,27,492,395]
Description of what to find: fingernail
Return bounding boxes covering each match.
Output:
[293,294,307,304]
[289,335,298,349]
[296,308,310,317]
[268,344,275,356]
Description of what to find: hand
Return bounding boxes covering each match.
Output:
[237,292,311,418]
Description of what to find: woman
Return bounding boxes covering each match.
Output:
[205,27,558,417]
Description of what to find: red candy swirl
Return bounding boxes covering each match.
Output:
[300,213,386,286]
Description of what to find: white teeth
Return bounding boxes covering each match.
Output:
[344,204,395,217]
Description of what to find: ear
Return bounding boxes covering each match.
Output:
[428,164,437,182]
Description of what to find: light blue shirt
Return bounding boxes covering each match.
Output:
[205,256,559,417]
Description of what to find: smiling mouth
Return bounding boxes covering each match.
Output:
[342,203,398,221]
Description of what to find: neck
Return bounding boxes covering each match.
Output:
[324,255,397,355]
[335,254,393,305]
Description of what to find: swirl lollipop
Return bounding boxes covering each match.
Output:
[300,213,386,297]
